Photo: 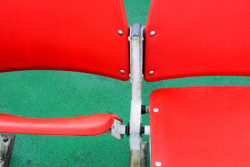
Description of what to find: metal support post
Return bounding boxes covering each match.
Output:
[129,24,146,167]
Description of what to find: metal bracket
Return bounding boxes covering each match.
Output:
[111,119,123,139]
[105,119,126,140]
[0,135,15,167]
[129,24,148,167]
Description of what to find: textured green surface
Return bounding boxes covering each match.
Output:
[1,0,250,166]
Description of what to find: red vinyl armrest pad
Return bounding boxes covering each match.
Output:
[0,113,122,136]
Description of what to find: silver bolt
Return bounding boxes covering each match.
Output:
[150,31,156,36]
[120,70,125,74]
[149,71,154,75]
[155,161,162,166]
[153,108,159,112]
[118,30,123,35]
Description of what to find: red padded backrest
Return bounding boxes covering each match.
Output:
[0,0,129,81]
[145,0,250,82]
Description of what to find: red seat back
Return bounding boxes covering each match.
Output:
[145,0,250,82]
[0,0,129,80]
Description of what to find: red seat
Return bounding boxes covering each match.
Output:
[145,0,250,82]
[0,0,129,81]
[150,87,250,167]
[0,113,121,136]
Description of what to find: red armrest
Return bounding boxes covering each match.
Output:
[0,113,122,136]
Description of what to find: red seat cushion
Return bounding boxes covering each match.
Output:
[150,87,250,167]
[0,113,121,136]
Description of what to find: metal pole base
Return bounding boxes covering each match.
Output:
[129,141,148,167]
[140,142,147,167]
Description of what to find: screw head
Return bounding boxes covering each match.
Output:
[3,137,8,142]
[153,108,159,112]
[118,30,123,35]
[155,161,162,166]
[150,31,156,36]
[120,70,125,74]
[149,71,154,75]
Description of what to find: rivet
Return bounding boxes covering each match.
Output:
[3,137,8,142]
[155,161,162,166]
[153,108,159,112]
[149,71,154,75]
[120,70,125,74]
[150,31,156,36]
[118,30,123,36]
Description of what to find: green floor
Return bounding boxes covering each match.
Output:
[1,0,250,166]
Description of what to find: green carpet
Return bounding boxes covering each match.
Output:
[1,0,250,166]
